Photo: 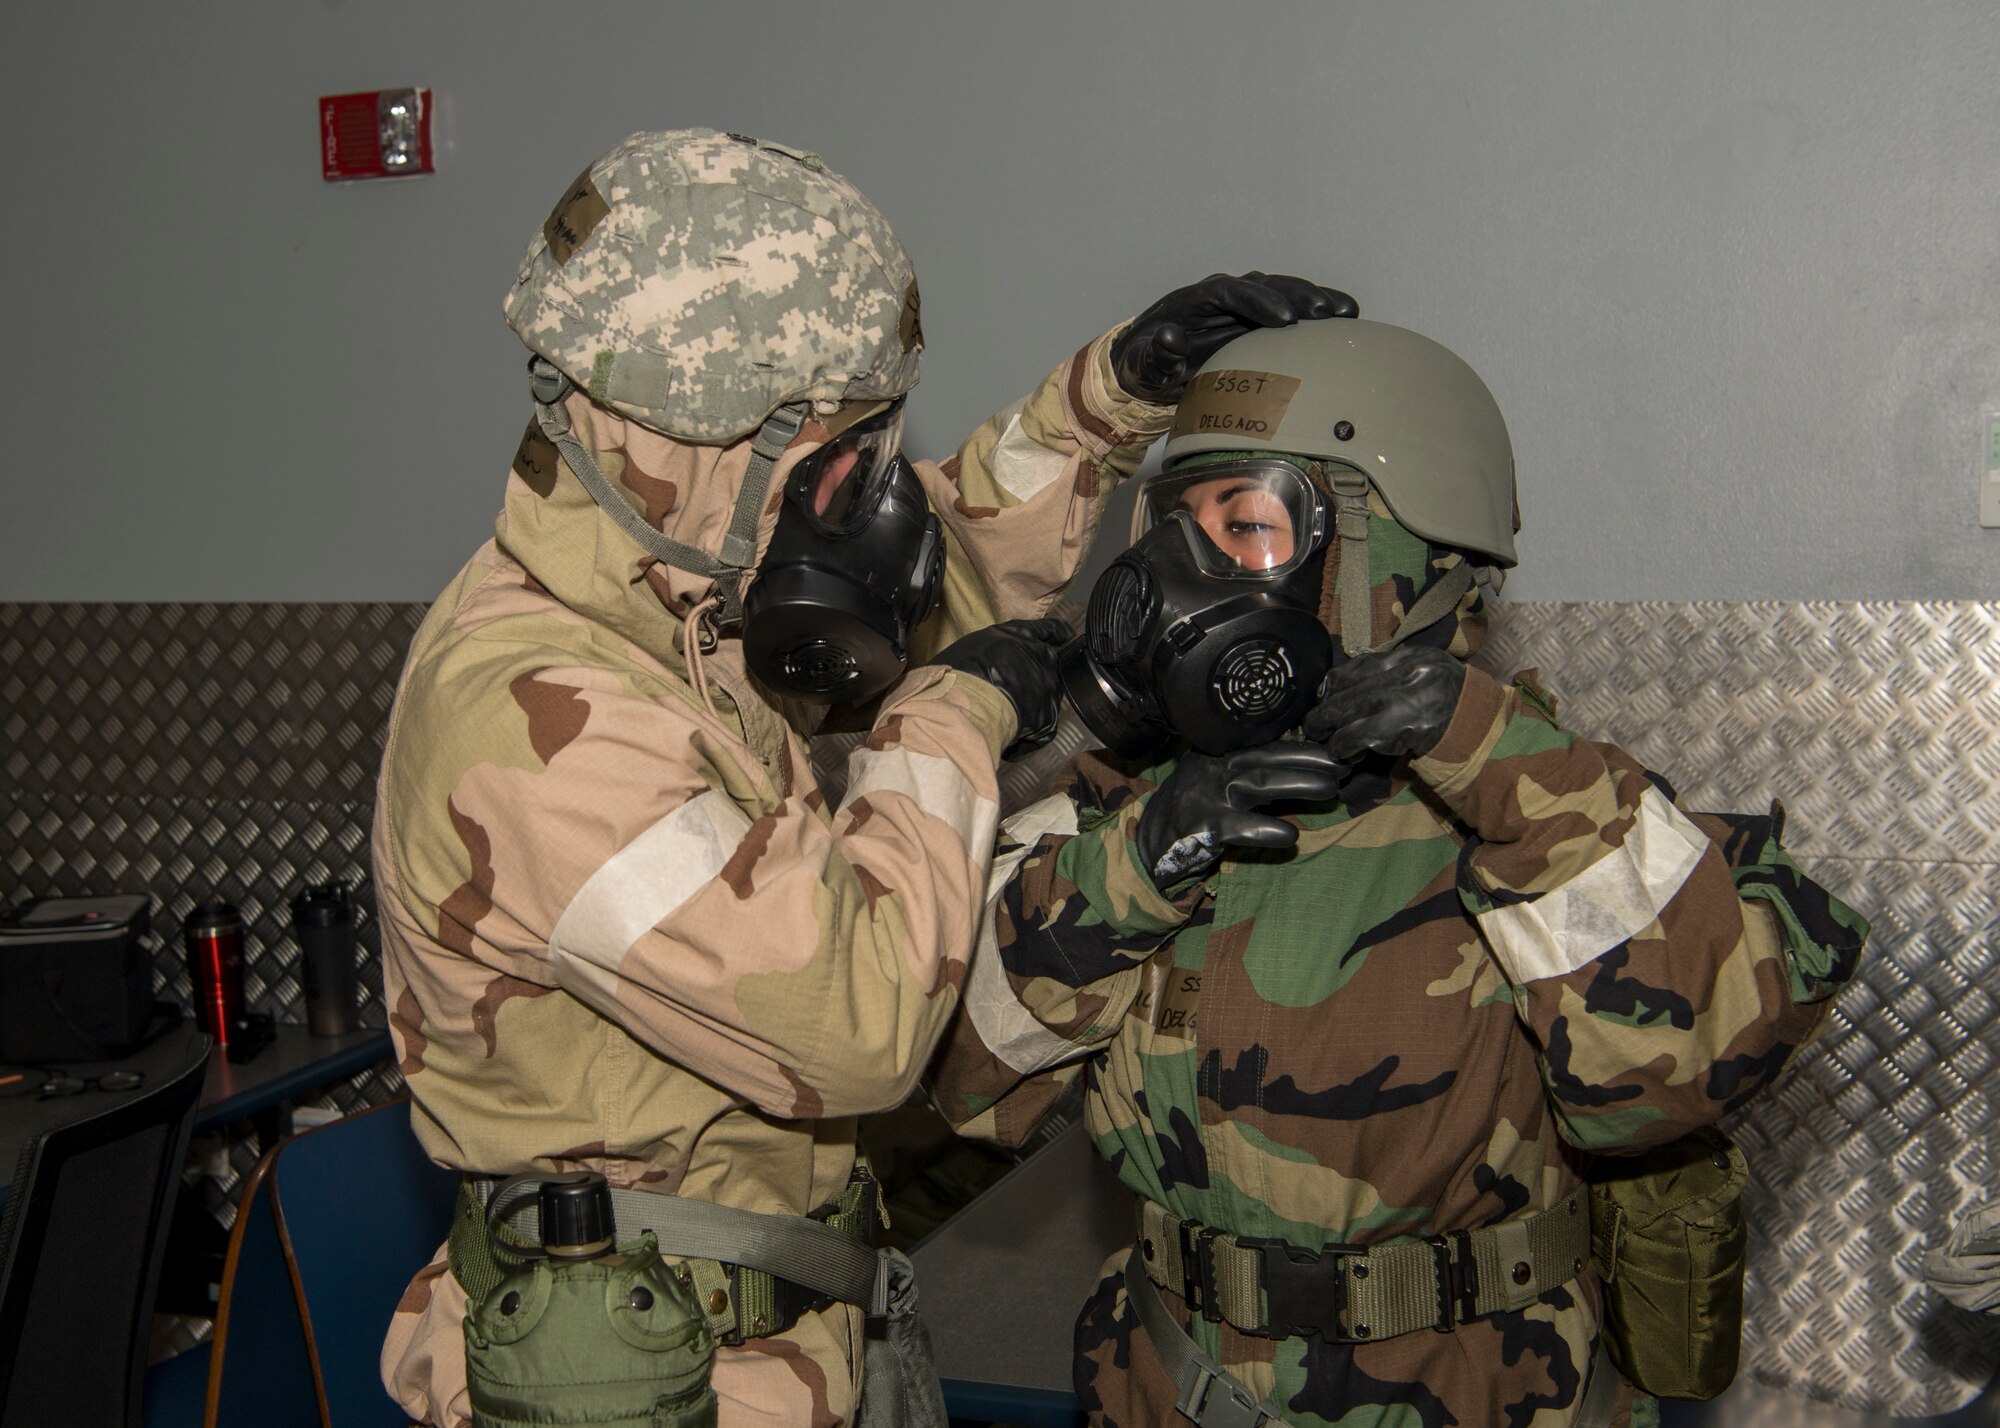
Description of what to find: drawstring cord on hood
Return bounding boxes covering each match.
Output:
[683,593,722,720]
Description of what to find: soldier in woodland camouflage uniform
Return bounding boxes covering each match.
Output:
[932,320,1868,1428]
[373,127,1355,1427]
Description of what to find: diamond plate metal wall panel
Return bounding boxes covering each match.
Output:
[1479,602,2000,1416]
[3,602,425,805]
[1477,602,2000,868]
[1,602,426,1034]
[2,602,427,1219]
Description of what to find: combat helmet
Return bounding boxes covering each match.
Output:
[1162,319,1517,566]
[506,128,922,443]
[1159,319,1516,658]
[504,129,925,622]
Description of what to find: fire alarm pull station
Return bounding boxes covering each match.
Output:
[321,88,433,181]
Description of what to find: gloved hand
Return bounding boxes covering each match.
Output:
[1135,743,1348,887]
[1302,647,1467,764]
[925,618,1071,756]
[1924,1200,2000,1313]
[1110,272,1359,404]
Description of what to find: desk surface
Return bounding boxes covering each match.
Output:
[908,1121,1131,1401]
[1,1022,393,1204]
[197,1024,392,1133]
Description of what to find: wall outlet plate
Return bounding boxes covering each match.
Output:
[1983,412,2000,529]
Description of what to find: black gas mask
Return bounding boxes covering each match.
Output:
[743,403,944,703]
[1062,459,1333,757]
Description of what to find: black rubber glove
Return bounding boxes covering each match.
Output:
[1135,743,1349,887]
[1110,272,1360,404]
[1301,647,1467,764]
[925,617,1071,756]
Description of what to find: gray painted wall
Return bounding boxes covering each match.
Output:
[3,1,1995,603]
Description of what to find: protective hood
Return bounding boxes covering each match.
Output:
[493,389,836,686]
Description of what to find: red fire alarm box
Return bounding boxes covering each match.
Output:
[320,88,434,181]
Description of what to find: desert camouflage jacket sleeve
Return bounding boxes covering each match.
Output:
[911,327,1174,652]
[930,753,1187,1144]
[932,666,1868,1153]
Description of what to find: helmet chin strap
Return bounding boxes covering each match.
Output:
[525,356,805,627]
[1328,467,1481,657]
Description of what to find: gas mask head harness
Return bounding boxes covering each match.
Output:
[741,399,944,703]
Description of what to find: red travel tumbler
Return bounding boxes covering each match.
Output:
[184,899,245,1047]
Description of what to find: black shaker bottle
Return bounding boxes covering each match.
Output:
[293,882,359,1036]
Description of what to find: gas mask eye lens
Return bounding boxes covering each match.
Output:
[811,447,862,520]
[1174,478,1297,571]
[1142,460,1321,580]
[787,402,906,537]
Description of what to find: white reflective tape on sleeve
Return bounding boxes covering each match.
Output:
[548,788,753,1011]
[997,793,1081,856]
[966,795,1090,1074]
[988,408,1071,504]
[840,746,999,861]
[1477,785,1709,985]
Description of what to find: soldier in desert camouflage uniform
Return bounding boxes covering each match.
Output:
[932,319,1868,1428]
[373,127,1355,1426]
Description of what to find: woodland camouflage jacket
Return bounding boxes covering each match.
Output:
[375,329,1172,1428]
[933,559,1867,1428]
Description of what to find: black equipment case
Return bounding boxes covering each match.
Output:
[0,894,156,1062]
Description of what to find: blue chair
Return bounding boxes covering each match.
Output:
[160,1096,457,1427]
[266,1098,457,1425]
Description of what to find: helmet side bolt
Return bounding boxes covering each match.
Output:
[1334,421,1355,441]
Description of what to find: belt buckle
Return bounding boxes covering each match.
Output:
[717,1263,747,1348]
[1240,1236,1369,1343]
[1179,1222,1224,1322]
[1178,1363,1274,1428]
[1429,1230,1479,1333]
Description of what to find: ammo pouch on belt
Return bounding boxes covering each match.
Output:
[450,1167,892,1428]
[1588,1125,1749,1401]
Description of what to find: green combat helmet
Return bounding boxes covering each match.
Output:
[505,128,923,444]
[1162,319,1517,657]
[1165,318,1518,565]
[502,129,926,622]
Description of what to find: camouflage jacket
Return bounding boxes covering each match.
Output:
[932,665,1868,1428]
[375,329,1172,1428]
